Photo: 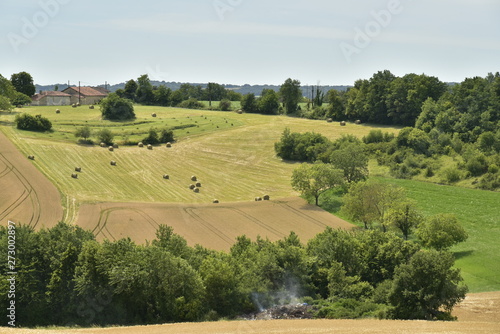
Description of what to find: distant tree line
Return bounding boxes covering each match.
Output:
[275,71,500,191]
[0,220,467,327]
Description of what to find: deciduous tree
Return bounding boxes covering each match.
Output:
[388,250,467,320]
[291,162,344,206]
[416,214,468,250]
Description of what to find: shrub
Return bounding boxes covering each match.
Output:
[100,93,135,120]
[178,98,204,109]
[142,128,160,145]
[97,128,114,145]
[74,126,92,141]
[218,99,232,111]
[477,172,500,190]
[15,113,52,131]
[274,128,329,162]
[160,128,174,143]
[465,154,488,176]
[441,166,462,184]
[363,130,384,144]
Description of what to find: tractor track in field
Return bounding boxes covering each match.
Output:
[182,207,234,246]
[0,153,42,228]
[94,206,161,241]
[0,129,62,229]
[226,206,285,238]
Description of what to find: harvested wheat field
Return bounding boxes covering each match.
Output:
[76,197,353,250]
[0,129,63,228]
[1,292,499,334]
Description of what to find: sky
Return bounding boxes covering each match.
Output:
[1,0,499,87]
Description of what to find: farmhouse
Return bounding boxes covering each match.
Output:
[31,91,72,106]
[61,86,108,105]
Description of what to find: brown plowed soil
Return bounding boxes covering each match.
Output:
[76,197,354,250]
[2,292,499,333]
[0,130,63,229]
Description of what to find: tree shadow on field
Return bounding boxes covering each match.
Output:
[453,250,474,260]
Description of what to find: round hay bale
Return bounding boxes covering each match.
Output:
[100,142,106,148]
[151,113,157,117]
[166,142,172,148]
[355,119,362,124]
[55,109,60,114]
[213,199,219,204]
[76,103,81,107]
[27,155,35,160]
[147,144,153,150]
[71,173,78,179]
[138,142,144,147]
[72,104,77,108]
[255,197,262,201]
[163,174,170,179]
[110,161,116,166]
[189,184,196,190]
[236,110,243,114]
[193,187,200,193]
[340,121,347,126]
[75,167,82,172]
[108,146,114,152]
[113,143,119,149]
[191,175,197,182]
[195,182,202,188]
[89,105,95,109]
[263,195,270,201]
[327,118,333,123]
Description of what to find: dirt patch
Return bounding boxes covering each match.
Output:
[2,318,499,334]
[0,130,63,229]
[76,197,354,250]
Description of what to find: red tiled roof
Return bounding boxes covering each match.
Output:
[32,91,71,101]
[62,86,108,97]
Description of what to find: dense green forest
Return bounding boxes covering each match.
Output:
[1,221,467,327]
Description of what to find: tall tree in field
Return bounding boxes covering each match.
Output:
[279,78,301,114]
[258,89,280,114]
[291,162,344,206]
[123,79,138,101]
[330,142,369,183]
[0,74,16,98]
[342,181,406,230]
[10,71,36,97]
[241,93,258,113]
[135,74,154,104]
[385,201,422,240]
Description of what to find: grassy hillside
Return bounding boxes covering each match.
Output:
[319,176,500,293]
[0,105,398,214]
[376,178,500,293]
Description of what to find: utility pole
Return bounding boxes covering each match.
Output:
[78,81,81,105]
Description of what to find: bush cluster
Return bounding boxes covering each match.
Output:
[15,113,52,131]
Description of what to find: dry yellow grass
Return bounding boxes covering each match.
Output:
[76,197,354,250]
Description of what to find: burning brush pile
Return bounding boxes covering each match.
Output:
[242,303,313,320]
